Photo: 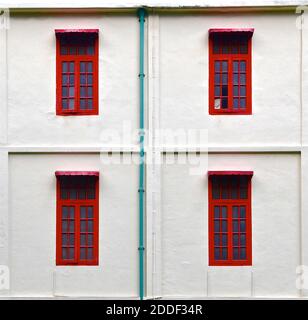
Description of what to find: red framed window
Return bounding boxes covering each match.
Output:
[56,29,99,115]
[209,29,253,115]
[56,171,99,265]
[208,171,253,266]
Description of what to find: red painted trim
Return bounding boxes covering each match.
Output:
[55,171,99,176]
[208,171,253,176]
[56,30,99,116]
[209,28,254,36]
[55,29,99,35]
[209,30,252,115]
[56,174,99,266]
[208,174,252,266]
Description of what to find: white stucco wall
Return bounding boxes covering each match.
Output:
[162,153,301,298]
[0,7,306,299]
[159,13,301,147]
[8,153,139,297]
[7,14,139,147]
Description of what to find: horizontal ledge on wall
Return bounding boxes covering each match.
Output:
[2,145,302,153]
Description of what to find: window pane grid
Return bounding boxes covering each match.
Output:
[210,33,251,114]
[209,174,251,265]
[80,62,94,111]
[61,206,75,261]
[80,206,94,260]
[61,61,75,110]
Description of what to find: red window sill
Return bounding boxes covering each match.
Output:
[56,111,99,116]
[209,110,252,116]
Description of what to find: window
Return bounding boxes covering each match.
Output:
[56,30,99,115]
[56,171,99,265]
[208,171,252,266]
[209,29,253,115]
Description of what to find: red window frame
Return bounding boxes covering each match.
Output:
[209,29,253,115]
[56,29,99,116]
[208,171,253,266]
[56,171,99,266]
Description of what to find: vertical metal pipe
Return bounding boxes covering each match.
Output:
[138,7,146,301]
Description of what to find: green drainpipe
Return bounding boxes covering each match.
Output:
[137,8,146,301]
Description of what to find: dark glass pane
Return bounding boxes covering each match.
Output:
[80,75,86,85]
[88,75,93,85]
[214,248,220,260]
[222,74,227,85]
[80,234,86,246]
[79,189,86,200]
[81,221,87,232]
[62,221,68,232]
[240,61,246,72]
[240,234,246,246]
[62,99,68,109]
[69,87,75,97]
[221,98,228,109]
[62,248,67,259]
[233,98,239,109]
[69,62,75,72]
[69,234,75,245]
[222,85,228,96]
[88,207,93,218]
[222,234,228,246]
[80,248,86,259]
[233,73,238,85]
[214,220,220,232]
[240,74,246,84]
[233,220,239,232]
[240,206,246,218]
[62,75,68,84]
[88,221,94,232]
[69,221,75,232]
[221,176,228,198]
[88,99,93,110]
[88,62,93,72]
[233,248,239,259]
[88,188,95,200]
[240,86,246,96]
[78,46,86,55]
[233,234,239,246]
[233,61,238,72]
[88,87,93,97]
[88,234,93,246]
[87,46,94,55]
[232,206,238,218]
[214,61,220,71]
[221,206,227,218]
[80,87,86,97]
[222,248,228,260]
[240,43,248,54]
[69,207,74,218]
[214,86,220,96]
[240,98,246,108]
[62,87,68,97]
[69,248,74,259]
[214,206,220,218]
[62,207,68,219]
[62,62,68,72]
[80,62,86,72]
[222,220,227,232]
[240,220,246,232]
[80,207,86,219]
[233,86,239,96]
[69,75,75,85]
[69,99,74,110]
[70,189,77,200]
[222,61,228,72]
[88,248,93,260]
[62,234,67,245]
[240,188,247,199]
[240,248,246,260]
[80,99,86,109]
